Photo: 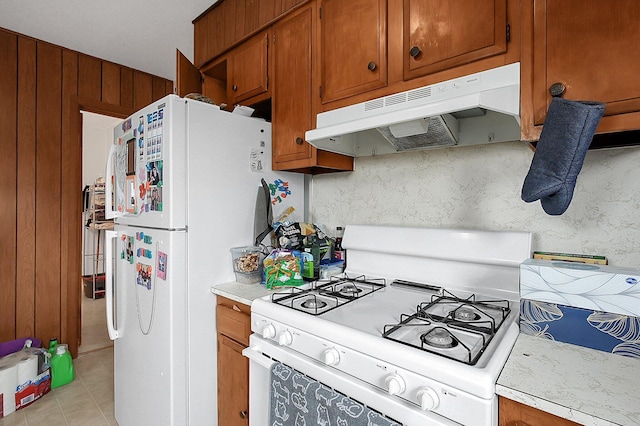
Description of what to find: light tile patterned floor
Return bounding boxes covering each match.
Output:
[1,289,116,425]
[79,293,113,355]
[0,346,116,425]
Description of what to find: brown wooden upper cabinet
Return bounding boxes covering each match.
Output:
[193,0,310,68]
[229,30,270,105]
[404,0,508,80]
[317,0,388,104]
[520,0,640,142]
[272,4,353,173]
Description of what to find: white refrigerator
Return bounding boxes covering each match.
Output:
[104,95,305,425]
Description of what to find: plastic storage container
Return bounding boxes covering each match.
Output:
[230,247,264,284]
[50,344,74,389]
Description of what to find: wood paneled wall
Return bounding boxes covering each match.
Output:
[0,27,173,357]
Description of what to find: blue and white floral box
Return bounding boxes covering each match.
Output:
[519,259,640,359]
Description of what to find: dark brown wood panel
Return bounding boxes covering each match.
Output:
[133,71,153,111]
[0,27,172,356]
[152,76,167,102]
[16,37,37,340]
[35,41,62,343]
[102,61,121,106]
[61,50,79,354]
[209,4,226,58]
[78,54,102,101]
[0,30,18,342]
[258,0,277,26]
[244,0,260,35]
[235,0,246,39]
[279,0,300,14]
[224,0,237,48]
[194,14,209,67]
[120,68,134,110]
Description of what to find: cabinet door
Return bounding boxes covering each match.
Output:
[272,6,314,166]
[523,0,640,140]
[404,0,507,80]
[318,0,387,104]
[499,397,580,426]
[176,50,202,97]
[229,31,269,105]
[217,334,249,426]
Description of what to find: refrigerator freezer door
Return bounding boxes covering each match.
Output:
[110,95,188,229]
[112,225,188,426]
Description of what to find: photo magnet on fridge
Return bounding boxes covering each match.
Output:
[157,252,167,280]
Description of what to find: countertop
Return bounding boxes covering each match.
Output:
[496,333,640,426]
[210,281,273,306]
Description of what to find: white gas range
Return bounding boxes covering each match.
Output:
[243,225,531,426]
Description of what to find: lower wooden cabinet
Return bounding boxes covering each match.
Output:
[217,296,251,425]
[499,396,580,426]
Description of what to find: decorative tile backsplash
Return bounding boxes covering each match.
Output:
[310,141,640,266]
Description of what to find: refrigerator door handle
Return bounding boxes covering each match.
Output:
[105,230,120,340]
[105,143,117,220]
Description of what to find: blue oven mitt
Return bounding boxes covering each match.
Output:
[521,97,605,215]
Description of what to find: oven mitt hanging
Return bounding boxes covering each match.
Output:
[521,97,605,215]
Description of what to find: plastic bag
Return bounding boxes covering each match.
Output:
[275,222,332,259]
[263,249,304,289]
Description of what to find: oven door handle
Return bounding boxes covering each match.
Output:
[242,346,275,369]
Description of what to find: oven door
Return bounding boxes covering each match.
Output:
[242,334,461,426]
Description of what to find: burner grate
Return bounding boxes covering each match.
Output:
[382,290,511,365]
[270,274,386,315]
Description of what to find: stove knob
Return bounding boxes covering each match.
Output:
[277,330,293,346]
[261,324,276,339]
[384,374,406,396]
[322,348,341,366]
[416,387,440,411]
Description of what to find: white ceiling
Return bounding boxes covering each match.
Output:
[0,0,217,82]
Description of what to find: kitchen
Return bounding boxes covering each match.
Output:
[1,0,640,425]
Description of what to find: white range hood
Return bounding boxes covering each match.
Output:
[305,63,521,157]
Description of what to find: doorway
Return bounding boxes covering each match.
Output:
[79,111,121,354]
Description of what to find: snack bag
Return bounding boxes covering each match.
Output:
[275,222,332,259]
[264,249,304,289]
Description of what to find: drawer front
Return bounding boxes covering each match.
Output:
[217,303,251,346]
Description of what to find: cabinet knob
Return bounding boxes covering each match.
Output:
[549,82,566,98]
[367,61,377,71]
[295,137,304,145]
[232,85,238,92]
[409,46,422,58]
[240,410,248,419]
